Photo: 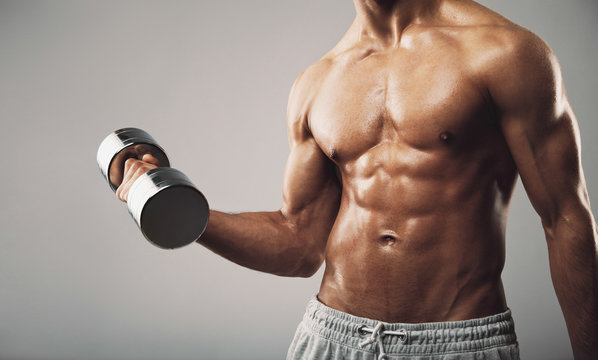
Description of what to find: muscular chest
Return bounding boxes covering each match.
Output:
[309,49,493,162]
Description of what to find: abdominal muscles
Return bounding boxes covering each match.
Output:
[318,140,512,323]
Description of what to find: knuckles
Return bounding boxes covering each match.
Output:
[117,158,159,202]
[125,158,157,173]
[125,158,142,170]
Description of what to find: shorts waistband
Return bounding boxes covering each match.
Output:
[301,295,518,356]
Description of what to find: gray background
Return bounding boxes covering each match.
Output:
[0,0,596,359]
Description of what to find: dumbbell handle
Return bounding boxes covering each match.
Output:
[97,128,170,192]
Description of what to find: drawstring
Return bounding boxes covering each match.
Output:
[358,322,407,360]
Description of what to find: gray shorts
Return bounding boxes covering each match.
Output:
[287,296,520,360]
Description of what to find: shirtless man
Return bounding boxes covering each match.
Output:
[115,0,598,359]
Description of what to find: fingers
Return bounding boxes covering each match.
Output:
[116,158,137,202]
[115,158,158,202]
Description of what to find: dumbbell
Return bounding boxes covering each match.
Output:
[97,128,209,249]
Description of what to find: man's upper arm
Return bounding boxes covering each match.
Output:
[487,30,593,230]
[280,71,341,239]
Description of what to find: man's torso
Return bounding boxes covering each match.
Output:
[303,0,526,323]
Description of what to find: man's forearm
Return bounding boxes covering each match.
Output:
[546,214,598,359]
[196,210,324,277]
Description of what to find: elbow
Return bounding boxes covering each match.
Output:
[541,209,597,246]
[293,251,325,278]
[279,241,325,278]
[276,211,328,278]
[292,232,327,277]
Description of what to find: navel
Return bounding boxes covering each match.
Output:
[379,235,397,246]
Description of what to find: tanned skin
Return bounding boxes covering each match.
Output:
[116,0,598,357]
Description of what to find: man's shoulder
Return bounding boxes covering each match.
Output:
[452,9,562,117]
[285,59,334,140]
[435,1,550,67]
[444,4,554,81]
[287,58,334,116]
[467,25,556,92]
[469,25,548,61]
[293,58,334,95]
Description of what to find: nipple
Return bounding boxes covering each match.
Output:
[439,131,454,144]
[329,148,339,161]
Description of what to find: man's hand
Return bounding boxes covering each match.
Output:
[115,153,160,202]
